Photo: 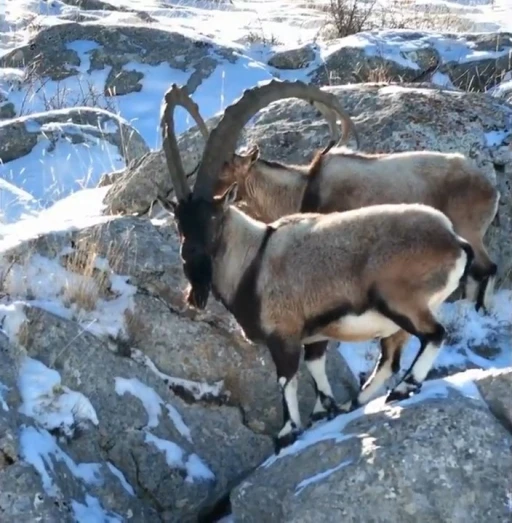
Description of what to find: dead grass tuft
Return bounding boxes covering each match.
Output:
[323,0,474,40]
[61,249,112,312]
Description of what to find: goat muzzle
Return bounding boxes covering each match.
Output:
[182,255,213,310]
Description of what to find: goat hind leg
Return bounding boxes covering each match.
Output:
[267,334,303,454]
[387,310,446,403]
[304,341,341,424]
[353,330,409,408]
[467,243,497,313]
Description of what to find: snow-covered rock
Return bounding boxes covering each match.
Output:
[309,30,512,91]
[0,107,148,222]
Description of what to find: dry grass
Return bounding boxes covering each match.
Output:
[18,58,119,116]
[322,0,474,40]
[61,249,112,312]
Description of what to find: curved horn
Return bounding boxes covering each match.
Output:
[160,83,209,200]
[193,79,358,199]
[312,101,360,151]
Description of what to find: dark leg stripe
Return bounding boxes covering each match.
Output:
[229,224,276,342]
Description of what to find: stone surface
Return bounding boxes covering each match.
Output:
[0,107,149,165]
[268,44,317,70]
[1,214,358,436]
[103,82,512,288]
[308,31,512,91]
[0,22,236,96]
[0,300,272,521]
[474,367,512,433]
[231,386,512,522]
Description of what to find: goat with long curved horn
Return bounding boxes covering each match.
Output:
[159,79,359,308]
[158,80,475,453]
[192,79,359,200]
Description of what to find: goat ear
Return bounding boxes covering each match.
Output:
[215,182,238,209]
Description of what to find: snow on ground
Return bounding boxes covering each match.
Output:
[114,375,216,483]
[0,247,137,339]
[18,357,99,436]
[71,495,123,523]
[131,348,226,402]
[19,425,103,496]
[114,376,193,442]
[0,380,9,411]
[145,432,216,484]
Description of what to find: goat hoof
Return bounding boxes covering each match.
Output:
[308,411,329,427]
[385,389,410,404]
[339,399,358,413]
[273,429,302,454]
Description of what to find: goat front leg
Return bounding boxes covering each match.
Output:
[304,341,341,424]
[267,334,302,454]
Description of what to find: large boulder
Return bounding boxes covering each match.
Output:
[0,22,228,91]
[102,82,512,287]
[0,107,149,221]
[0,22,274,147]
[231,371,512,522]
[308,30,512,91]
[0,107,148,165]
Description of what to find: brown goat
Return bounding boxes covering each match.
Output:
[213,143,499,316]
[157,80,474,453]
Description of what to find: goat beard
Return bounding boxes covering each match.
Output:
[185,283,210,310]
[183,257,213,310]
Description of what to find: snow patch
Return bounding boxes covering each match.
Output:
[18,357,98,436]
[0,301,27,344]
[19,426,103,497]
[0,381,9,411]
[0,251,136,340]
[71,494,123,523]
[114,376,192,442]
[144,432,215,484]
[131,349,226,403]
[0,133,125,212]
[106,462,135,497]
[485,130,511,147]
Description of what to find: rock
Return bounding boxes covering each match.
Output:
[308,30,512,91]
[0,22,235,96]
[440,32,512,91]
[474,367,512,433]
[311,40,439,86]
[0,107,148,166]
[0,102,15,119]
[268,44,317,70]
[60,0,126,10]
[231,381,512,522]
[0,213,358,435]
[105,68,144,96]
[103,82,512,288]
[14,304,271,520]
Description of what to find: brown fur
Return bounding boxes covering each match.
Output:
[207,201,465,346]
[215,146,499,301]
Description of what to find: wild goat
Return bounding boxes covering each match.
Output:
[209,117,499,315]
[157,80,474,453]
